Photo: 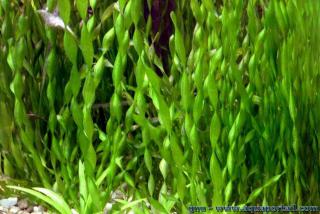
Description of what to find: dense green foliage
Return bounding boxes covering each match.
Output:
[0,0,319,213]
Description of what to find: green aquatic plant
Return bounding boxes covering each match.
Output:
[0,0,319,213]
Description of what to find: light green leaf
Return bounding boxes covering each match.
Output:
[80,24,93,67]
[148,174,155,196]
[210,112,221,149]
[157,94,172,132]
[69,66,81,96]
[119,198,146,211]
[93,56,105,88]
[247,172,285,204]
[225,181,232,203]
[205,73,218,109]
[7,186,71,214]
[64,31,78,64]
[76,0,88,20]
[58,0,70,24]
[102,27,115,52]
[124,173,135,187]
[170,135,184,167]
[149,198,168,214]
[144,149,152,172]
[79,161,88,212]
[159,159,168,179]
[33,188,72,214]
[177,171,186,200]
[83,108,94,140]
[170,12,186,67]
[87,177,103,211]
